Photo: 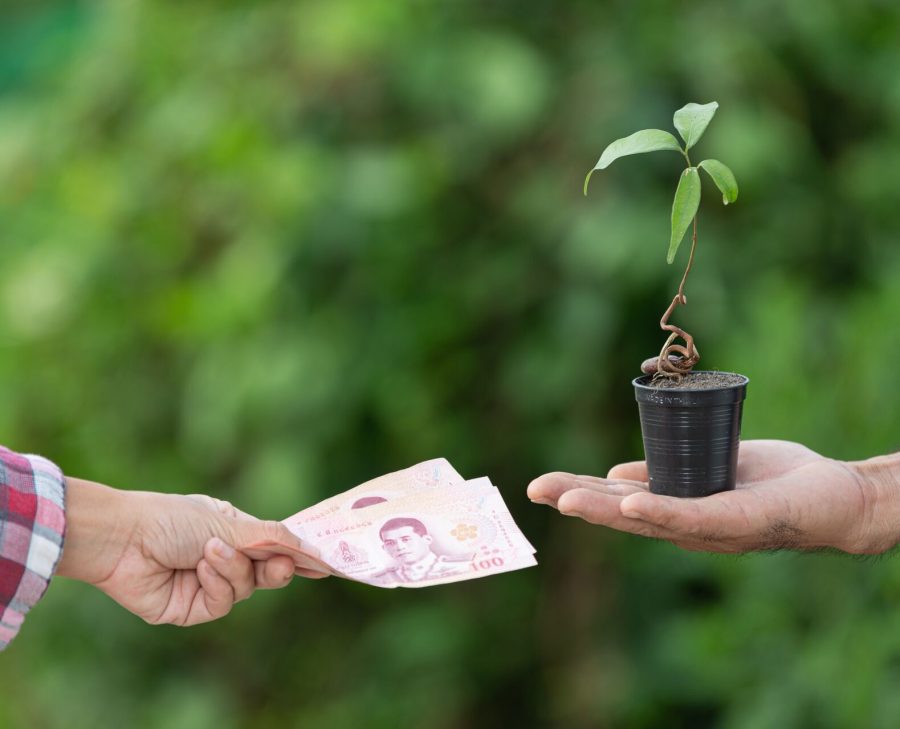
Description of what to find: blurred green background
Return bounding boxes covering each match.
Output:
[2,1,900,727]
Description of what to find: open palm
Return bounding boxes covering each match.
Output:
[528,440,882,554]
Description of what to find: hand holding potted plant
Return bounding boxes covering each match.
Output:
[585,102,748,498]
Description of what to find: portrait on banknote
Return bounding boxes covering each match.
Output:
[373,517,472,584]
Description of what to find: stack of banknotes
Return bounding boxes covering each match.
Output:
[279,459,537,588]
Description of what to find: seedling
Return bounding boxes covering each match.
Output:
[584,102,738,381]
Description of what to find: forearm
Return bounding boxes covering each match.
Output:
[848,452,900,553]
[57,477,139,586]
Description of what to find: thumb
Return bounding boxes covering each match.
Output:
[231,517,332,575]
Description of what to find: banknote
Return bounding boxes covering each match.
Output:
[284,474,536,588]
[287,458,465,527]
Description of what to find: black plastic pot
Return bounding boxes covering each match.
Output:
[633,372,749,497]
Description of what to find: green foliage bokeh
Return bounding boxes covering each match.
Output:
[2,1,900,727]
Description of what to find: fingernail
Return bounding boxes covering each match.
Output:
[529,498,553,506]
[212,538,234,559]
[621,509,643,519]
[559,509,584,519]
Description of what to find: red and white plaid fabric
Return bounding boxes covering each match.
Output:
[0,446,66,650]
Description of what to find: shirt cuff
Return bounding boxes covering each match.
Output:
[0,447,67,651]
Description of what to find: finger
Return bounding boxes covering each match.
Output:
[242,542,333,576]
[295,567,331,580]
[556,488,682,541]
[253,555,295,589]
[574,476,649,496]
[186,494,241,518]
[231,504,334,572]
[189,495,279,530]
[204,537,255,602]
[527,472,579,506]
[607,461,649,482]
[528,472,646,507]
[235,519,332,575]
[192,559,235,622]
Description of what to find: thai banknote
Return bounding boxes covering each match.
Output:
[288,458,464,527]
[281,464,537,588]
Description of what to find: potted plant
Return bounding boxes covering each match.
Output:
[584,101,747,498]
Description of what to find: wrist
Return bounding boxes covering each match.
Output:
[57,478,141,585]
[847,452,900,553]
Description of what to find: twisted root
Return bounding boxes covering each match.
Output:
[640,292,700,382]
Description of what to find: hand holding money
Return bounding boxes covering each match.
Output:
[57,477,329,627]
[276,460,537,588]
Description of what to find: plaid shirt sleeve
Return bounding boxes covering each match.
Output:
[0,446,66,651]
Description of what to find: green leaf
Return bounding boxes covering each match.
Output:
[667,167,701,263]
[673,102,718,150]
[698,159,738,204]
[584,129,682,195]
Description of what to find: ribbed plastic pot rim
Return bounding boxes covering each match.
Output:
[632,370,749,393]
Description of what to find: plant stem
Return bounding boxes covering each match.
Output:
[652,160,700,380]
[679,216,698,301]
